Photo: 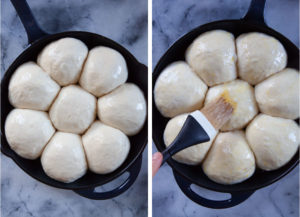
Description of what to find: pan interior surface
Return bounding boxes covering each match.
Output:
[1,31,148,190]
[153,20,299,193]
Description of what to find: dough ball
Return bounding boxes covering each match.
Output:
[246,114,299,171]
[49,85,96,134]
[9,62,60,111]
[163,113,216,165]
[5,109,55,160]
[186,30,237,86]
[255,68,299,119]
[41,132,87,183]
[202,131,255,185]
[82,121,130,174]
[236,32,287,85]
[79,46,128,97]
[154,61,208,118]
[97,83,146,136]
[205,79,258,131]
[37,37,88,86]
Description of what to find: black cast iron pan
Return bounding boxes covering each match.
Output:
[1,0,148,200]
[153,0,299,209]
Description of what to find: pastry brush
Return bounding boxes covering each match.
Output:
[161,91,236,165]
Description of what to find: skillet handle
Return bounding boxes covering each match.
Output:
[173,170,255,209]
[73,156,142,200]
[10,0,48,44]
[243,0,267,26]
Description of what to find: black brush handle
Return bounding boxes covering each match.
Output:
[73,156,142,200]
[243,0,267,26]
[161,115,210,165]
[10,0,48,44]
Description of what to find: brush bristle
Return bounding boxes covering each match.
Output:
[201,93,235,130]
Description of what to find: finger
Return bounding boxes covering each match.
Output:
[152,152,163,177]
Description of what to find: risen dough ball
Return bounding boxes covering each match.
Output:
[202,131,255,185]
[79,46,128,97]
[49,85,96,134]
[5,109,55,160]
[97,83,146,136]
[9,62,60,111]
[255,68,299,119]
[205,80,258,131]
[246,114,299,171]
[164,113,216,165]
[154,61,208,117]
[186,30,237,86]
[82,121,130,174]
[37,37,88,86]
[236,32,287,85]
[41,132,87,183]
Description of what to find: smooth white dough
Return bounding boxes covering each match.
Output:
[164,113,216,165]
[97,83,146,136]
[49,85,96,134]
[82,121,130,174]
[154,61,208,118]
[5,109,55,160]
[41,132,87,183]
[37,37,88,86]
[246,114,299,171]
[255,68,299,119]
[185,30,237,86]
[9,62,60,111]
[79,46,128,97]
[202,131,255,185]
[236,32,287,85]
[205,79,258,131]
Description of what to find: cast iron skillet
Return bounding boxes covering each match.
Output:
[153,0,299,209]
[1,0,148,200]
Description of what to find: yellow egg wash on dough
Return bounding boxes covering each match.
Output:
[220,89,237,112]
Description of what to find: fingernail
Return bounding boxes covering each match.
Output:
[152,152,160,160]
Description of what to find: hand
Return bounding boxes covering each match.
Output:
[152,152,163,177]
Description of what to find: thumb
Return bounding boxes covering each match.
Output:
[152,152,163,177]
